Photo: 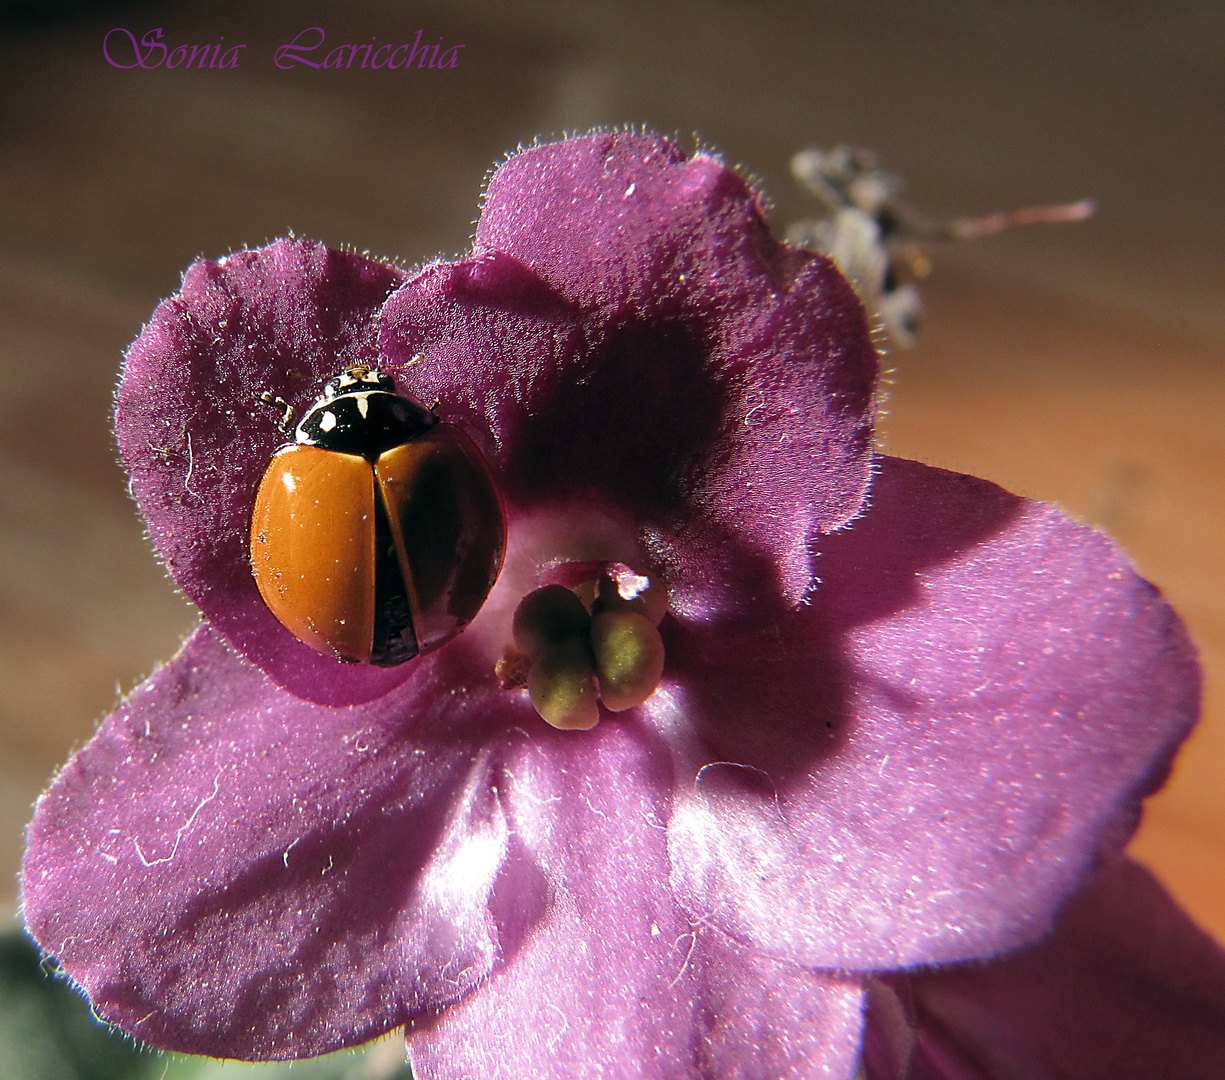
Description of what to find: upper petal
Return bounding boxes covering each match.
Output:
[21,626,519,1059]
[664,456,1199,969]
[386,133,879,611]
[116,238,411,705]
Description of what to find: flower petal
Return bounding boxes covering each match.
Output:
[21,626,523,1059]
[465,132,878,604]
[116,239,411,705]
[664,456,1198,969]
[381,254,756,621]
[404,719,865,1080]
[871,858,1225,1080]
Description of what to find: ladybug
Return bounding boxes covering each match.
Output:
[250,365,506,666]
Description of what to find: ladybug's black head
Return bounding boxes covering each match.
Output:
[295,366,437,458]
[322,365,397,401]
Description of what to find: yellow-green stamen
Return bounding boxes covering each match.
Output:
[528,639,600,730]
[590,610,666,712]
[512,584,591,659]
[506,574,669,730]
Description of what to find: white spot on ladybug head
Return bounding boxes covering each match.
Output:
[356,395,369,419]
[319,411,337,432]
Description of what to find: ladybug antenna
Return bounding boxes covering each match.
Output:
[256,390,295,433]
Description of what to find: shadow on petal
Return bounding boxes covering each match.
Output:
[668,456,1023,780]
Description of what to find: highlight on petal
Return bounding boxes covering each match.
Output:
[664,457,1199,970]
[117,238,413,706]
[867,858,1225,1080]
[403,719,866,1080]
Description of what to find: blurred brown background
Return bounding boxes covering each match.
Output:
[1,0,1222,941]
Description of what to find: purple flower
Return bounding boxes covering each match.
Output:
[20,133,1218,1078]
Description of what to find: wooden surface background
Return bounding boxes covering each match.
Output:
[1,0,1222,943]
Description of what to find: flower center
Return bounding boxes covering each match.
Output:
[497,569,668,730]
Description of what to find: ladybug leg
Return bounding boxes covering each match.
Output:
[256,390,295,433]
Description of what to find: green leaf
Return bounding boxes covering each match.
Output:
[1,926,411,1080]
[0,926,159,1080]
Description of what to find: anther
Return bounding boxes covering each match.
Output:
[504,572,668,730]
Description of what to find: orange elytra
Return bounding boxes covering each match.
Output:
[250,366,506,666]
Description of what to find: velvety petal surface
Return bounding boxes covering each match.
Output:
[405,718,865,1080]
[116,239,411,706]
[873,858,1225,1080]
[663,456,1198,969]
[22,626,527,1059]
[460,132,878,604]
[23,616,869,1073]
